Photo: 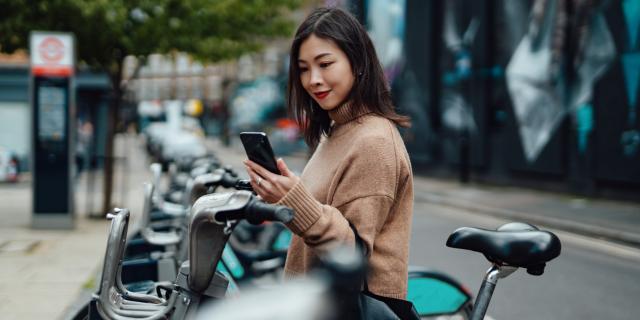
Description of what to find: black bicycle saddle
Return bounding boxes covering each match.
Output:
[446,222,561,275]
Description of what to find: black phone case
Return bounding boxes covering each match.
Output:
[240,132,280,174]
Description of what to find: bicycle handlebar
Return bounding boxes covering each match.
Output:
[234,179,254,191]
[213,197,293,225]
[220,173,241,189]
[245,200,294,225]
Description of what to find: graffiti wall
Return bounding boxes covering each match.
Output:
[357,0,640,193]
[593,0,640,184]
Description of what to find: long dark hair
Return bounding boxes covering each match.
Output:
[287,7,410,148]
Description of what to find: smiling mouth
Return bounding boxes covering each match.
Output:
[314,90,330,99]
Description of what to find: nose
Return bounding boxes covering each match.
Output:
[309,68,323,87]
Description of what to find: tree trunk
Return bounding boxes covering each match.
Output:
[102,68,123,215]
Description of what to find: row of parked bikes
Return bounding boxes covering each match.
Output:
[74,152,562,320]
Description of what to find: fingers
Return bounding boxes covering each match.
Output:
[244,159,297,204]
[245,166,266,193]
[244,160,278,182]
[276,158,292,177]
[245,163,276,200]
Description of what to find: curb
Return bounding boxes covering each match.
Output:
[414,192,640,249]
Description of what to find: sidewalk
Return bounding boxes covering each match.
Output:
[412,178,640,248]
[0,134,151,320]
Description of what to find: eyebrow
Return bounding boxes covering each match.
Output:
[298,53,332,63]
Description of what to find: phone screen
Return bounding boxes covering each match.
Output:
[240,132,280,175]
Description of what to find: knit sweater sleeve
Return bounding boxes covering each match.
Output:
[277,133,398,255]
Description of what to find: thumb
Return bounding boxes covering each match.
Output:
[277,158,292,176]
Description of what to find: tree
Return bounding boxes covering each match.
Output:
[0,0,303,214]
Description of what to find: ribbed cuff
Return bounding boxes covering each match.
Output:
[277,181,322,234]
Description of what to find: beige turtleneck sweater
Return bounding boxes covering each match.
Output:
[277,103,413,299]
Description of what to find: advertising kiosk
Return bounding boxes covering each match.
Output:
[30,32,75,229]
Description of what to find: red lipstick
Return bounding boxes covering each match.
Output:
[314,90,330,100]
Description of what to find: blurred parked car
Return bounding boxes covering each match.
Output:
[137,100,165,132]
[0,146,19,183]
[141,115,207,169]
[160,130,207,165]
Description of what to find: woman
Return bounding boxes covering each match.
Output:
[244,7,413,301]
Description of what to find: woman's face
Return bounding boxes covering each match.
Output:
[298,34,355,111]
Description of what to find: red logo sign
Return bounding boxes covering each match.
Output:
[31,33,74,77]
[38,37,65,63]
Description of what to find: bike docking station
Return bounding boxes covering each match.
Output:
[29,31,76,229]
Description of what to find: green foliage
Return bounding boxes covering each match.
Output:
[0,0,302,73]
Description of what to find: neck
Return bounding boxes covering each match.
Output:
[328,101,371,125]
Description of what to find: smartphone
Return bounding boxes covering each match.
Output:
[240,132,280,175]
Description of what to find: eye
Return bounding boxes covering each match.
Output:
[319,61,333,68]
[299,66,308,73]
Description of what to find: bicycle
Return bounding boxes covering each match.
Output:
[195,221,561,320]
[87,190,294,319]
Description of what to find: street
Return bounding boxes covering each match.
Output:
[410,201,640,320]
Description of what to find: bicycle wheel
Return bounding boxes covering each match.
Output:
[407,267,473,320]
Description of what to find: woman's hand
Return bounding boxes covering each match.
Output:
[243,158,300,204]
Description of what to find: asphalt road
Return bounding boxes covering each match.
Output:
[409,200,640,320]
